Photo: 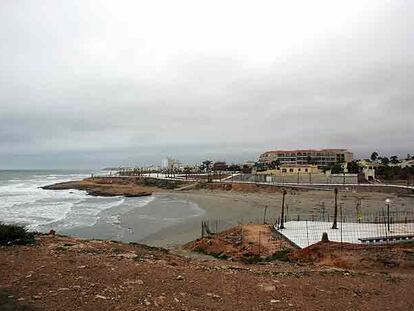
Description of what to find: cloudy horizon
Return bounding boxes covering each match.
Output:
[0,0,412,169]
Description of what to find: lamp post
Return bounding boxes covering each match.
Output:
[332,187,338,229]
[385,198,391,232]
[280,190,287,229]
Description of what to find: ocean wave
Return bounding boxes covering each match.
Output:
[0,172,91,231]
[1,171,205,241]
[29,196,129,231]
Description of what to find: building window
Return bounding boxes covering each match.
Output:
[282,169,287,173]
[305,168,308,172]
[298,168,301,172]
[289,168,294,172]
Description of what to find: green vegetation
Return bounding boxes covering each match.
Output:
[346,161,362,174]
[200,160,213,172]
[377,165,414,181]
[0,223,35,246]
[138,177,185,189]
[328,163,344,174]
[366,152,414,181]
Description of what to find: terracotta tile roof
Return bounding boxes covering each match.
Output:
[263,149,349,154]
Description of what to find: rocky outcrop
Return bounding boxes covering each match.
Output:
[41,178,152,197]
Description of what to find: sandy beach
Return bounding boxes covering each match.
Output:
[137,191,276,247]
[58,186,414,248]
[141,188,414,247]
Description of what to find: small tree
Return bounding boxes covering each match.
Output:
[330,163,343,174]
[228,164,241,172]
[242,164,252,174]
[201,160,213,172]
[370,152,379,162]
[0,223,35,246]
[254,162,268,172]
[381,157,390,166]
[274,159,281,169]
[269,161,276,169]
[183,166,192,179]
[390,155,399,165]
[347,161,361,174]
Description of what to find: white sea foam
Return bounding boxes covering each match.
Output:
[52,197,128,230]
[0,171,121,231]
[0,171,206,242]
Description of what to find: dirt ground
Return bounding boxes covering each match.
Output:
[185,224,295,261]
[1,234,414,311]
[290,240,414,272]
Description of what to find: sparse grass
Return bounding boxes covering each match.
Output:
[0,291,34,310]
[192,246,229,259]
[241,250,292,264]
[241,254,262,264]
[192,244,292,263]
[54,246,67,252]
[129,242,169,253]
[78,248,104,255]
[266,249,291,262]
[111,247,124,254]
[0,223,35,246]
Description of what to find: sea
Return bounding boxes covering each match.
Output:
[0,170,204,244]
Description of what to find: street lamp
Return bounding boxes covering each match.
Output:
[332,188,338,229]
[385,198,391,232]
[280,190,287,229]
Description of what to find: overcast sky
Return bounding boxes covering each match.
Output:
[0,0,412,169]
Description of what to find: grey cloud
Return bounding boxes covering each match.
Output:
[0,0,413,168]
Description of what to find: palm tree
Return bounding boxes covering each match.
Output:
[370,152,378,162]
[381,157,390,166]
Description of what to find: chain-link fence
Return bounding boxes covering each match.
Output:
[200,211,414,249]
[274,211,414,248]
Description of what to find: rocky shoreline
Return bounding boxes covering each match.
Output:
[41,177,155,197]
